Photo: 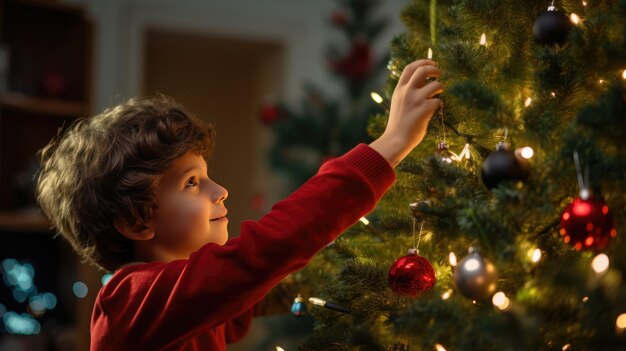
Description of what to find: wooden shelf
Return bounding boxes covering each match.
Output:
[0,91,86,117]
[0,209,52,233]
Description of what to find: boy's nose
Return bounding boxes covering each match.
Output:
[212,184,228,203]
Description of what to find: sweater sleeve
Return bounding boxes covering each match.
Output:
[95,143,395,350]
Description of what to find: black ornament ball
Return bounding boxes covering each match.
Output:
[481,144,530,189]
[533,7,572,45]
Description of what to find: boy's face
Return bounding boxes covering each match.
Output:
[149,151,229,259]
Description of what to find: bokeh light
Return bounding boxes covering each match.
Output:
[73,281,89,298]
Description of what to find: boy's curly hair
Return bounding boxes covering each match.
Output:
[35,95,215,272]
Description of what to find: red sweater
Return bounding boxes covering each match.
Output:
[90,143,396,350]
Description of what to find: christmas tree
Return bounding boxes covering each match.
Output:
[265,0,390,190]
[296,0,626,350]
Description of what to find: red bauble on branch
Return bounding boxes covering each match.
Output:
[331,10,349,27]
[559,196,617,251]
[328,42,373,81]
[389,250,436,296]
[259,103,281,125]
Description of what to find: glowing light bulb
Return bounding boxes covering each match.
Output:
[480,33,487,46]
[562,344,571,350]
[531,248,542,263]
[449,252,457,266]
[582,1,587,6]
[622,69,626,80]
[616,313,626,330]
[276,347,286,351]
[592,253,609,275]
[525,97,532,107]
[428,48,433,60]
[551,92,556,97]
[370,92,383,104]
[582,296,589,302]
[520,147,534,159]
[570,13,581,25]
[435,344,447,351]
[442,289,452,300]
[492,292,510,310]
[359,217,370,226]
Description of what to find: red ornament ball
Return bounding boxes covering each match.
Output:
[259,104,280,125]
[559,196,617,251]
[388,252,436,296]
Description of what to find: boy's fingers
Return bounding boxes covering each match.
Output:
[417,80,444,100]
[408,65,442,88]
[399,59,436,86]
[426,98,444,113]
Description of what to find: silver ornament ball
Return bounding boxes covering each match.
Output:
[453,249,498,301]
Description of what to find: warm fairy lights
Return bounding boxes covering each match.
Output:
[525,97,532,107]
[529,248,542,263]
[435,344,447,351]
[591,253,609,275]
[276,347,285,351]
[492,292,511,310]
[370,92,383,104]
[616,313,626,331]
[449,252,457,266]
[442,289,453,300]
[428,48,433,60]
[570,13,581,25]
[520,147,534,159]
[359,217,370,226]
[622,69,626,80]
[480,33,487,46]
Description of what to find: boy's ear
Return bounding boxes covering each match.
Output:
[114,216,155,241]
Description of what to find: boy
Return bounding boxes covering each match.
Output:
[35,59,442,350]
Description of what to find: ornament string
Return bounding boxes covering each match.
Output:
[573,151,590,199]
[440,106,446,145]
[412,217,425,253]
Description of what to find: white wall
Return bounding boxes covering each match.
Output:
[63,0,410,112]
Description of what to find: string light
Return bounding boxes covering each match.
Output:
[582,0,587,6]
[428,48,433,60]
[435,344,447,351]
[582,296,589,302]
[492,292,511,310]
[525,97,532,107]
[370,92,383,104]
[370,92,390,110]
[520,147,534,159]
[359,217,370,226]
[616,313,626,331]
[449,252,457,266]
[480,33,487,46]
[622,69,626,80]
[529,248,542,263]
[562,344,571,350]
[550,92,556,97]
[442,289,453,300]
[570,13,581,25]
[591,253,609,275]
[276,347,286,351]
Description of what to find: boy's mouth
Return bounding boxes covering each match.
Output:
[210,211,228,221]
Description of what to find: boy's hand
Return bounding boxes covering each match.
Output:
[369,59,443,167]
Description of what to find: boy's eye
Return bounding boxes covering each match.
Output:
[185,176,198,188]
